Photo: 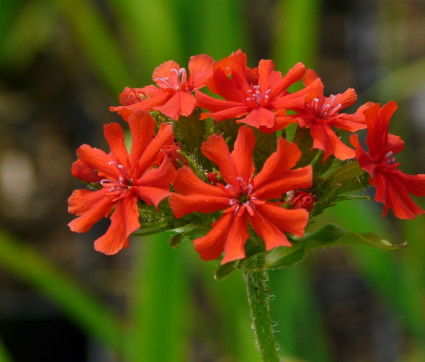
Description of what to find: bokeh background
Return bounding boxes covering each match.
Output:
[1,0,425,361]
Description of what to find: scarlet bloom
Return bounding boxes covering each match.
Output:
[156,143,186,169]
[68,112,177,254]
[350,101,425,219]
[196,51,322,131]
[110,54,215,121]
[169,126,312,264]
[278,70,373,161]
[289,191,316,212]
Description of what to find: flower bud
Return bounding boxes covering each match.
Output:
[290,191,316,211]
[157,144,186,168]
[207,172,220,185]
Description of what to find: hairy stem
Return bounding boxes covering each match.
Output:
[243,271,280,362]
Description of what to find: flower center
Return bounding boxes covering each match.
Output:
[245,85,271,108]
[384,151,397,165]
[227,177,256,215]
[100,161,133,192]
[311,95,342,119]
[239,193,250,203]
[154,68,188,91]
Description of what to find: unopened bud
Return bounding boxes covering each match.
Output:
[290,191,317,211]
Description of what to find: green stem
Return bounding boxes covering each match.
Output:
[243,271,280,362]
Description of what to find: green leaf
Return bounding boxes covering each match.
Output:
[214,260,239,280]
[215,224,407,275]
[311,161,369,217]
[166,224,199,248]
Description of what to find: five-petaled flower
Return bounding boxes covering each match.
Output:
[67,50,425,264]
[68,112,176,254]
[169,126,313,264]
[196,51,322,131]
[277,70,373,161]
[350,101,425,219]
[110,54,215,121]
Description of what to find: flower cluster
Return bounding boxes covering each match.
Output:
[68,50,425,265]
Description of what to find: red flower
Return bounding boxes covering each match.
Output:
[110,55,215,121]
[156,143,186,169]
[68,112,177,254]
[196,51,322,131]
[350,101,425,219]
[289,191,316,211]
[278,70,373,160]
[169,126,312,264]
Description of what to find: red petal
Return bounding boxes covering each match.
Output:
[71,159,101,183]
[138,157,176,188]
[153,60,181,89]
[154,91,196,120]
[272,77,323,110]
[333,88,357,109]
[172,166,229,197]
[207,67,246,102]
[248,208,292,250]
[231,126,256,183]
[110,91,171,121]
[128,111,156,167]
[68,188,115,233]
[170,167,231,217]
[118,85,159,106]
[195,90,246,113]
[169,194,231,218]
[201,134,239,190]
[270,62,305,98]
[188,54,216,89]
[212,51,250,94]
[398,172,425,198]
[266,111,298,132]
[329,102,373,132]
[136,186,172,208]
[94,193,140,255]
[253,167,312,200]
[239,107,276,129]
[254,137,302,189]
[258,59,278,91]
[302,69,320,86]
[222,208,249,264]
[350,134,376,176]
[207,105,250,122]
[76,145,117,180]
[193,212,234,261]
[310,122,355,161]
[255,202,309,237]
[137,122,174,177]
[365,101,398,157]
[374,172,424,219]
[387,133,405,155]
[103,123,130,169]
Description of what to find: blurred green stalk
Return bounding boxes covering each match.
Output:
[0,230,124,353]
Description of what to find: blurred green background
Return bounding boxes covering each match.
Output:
[1,0,425,361]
